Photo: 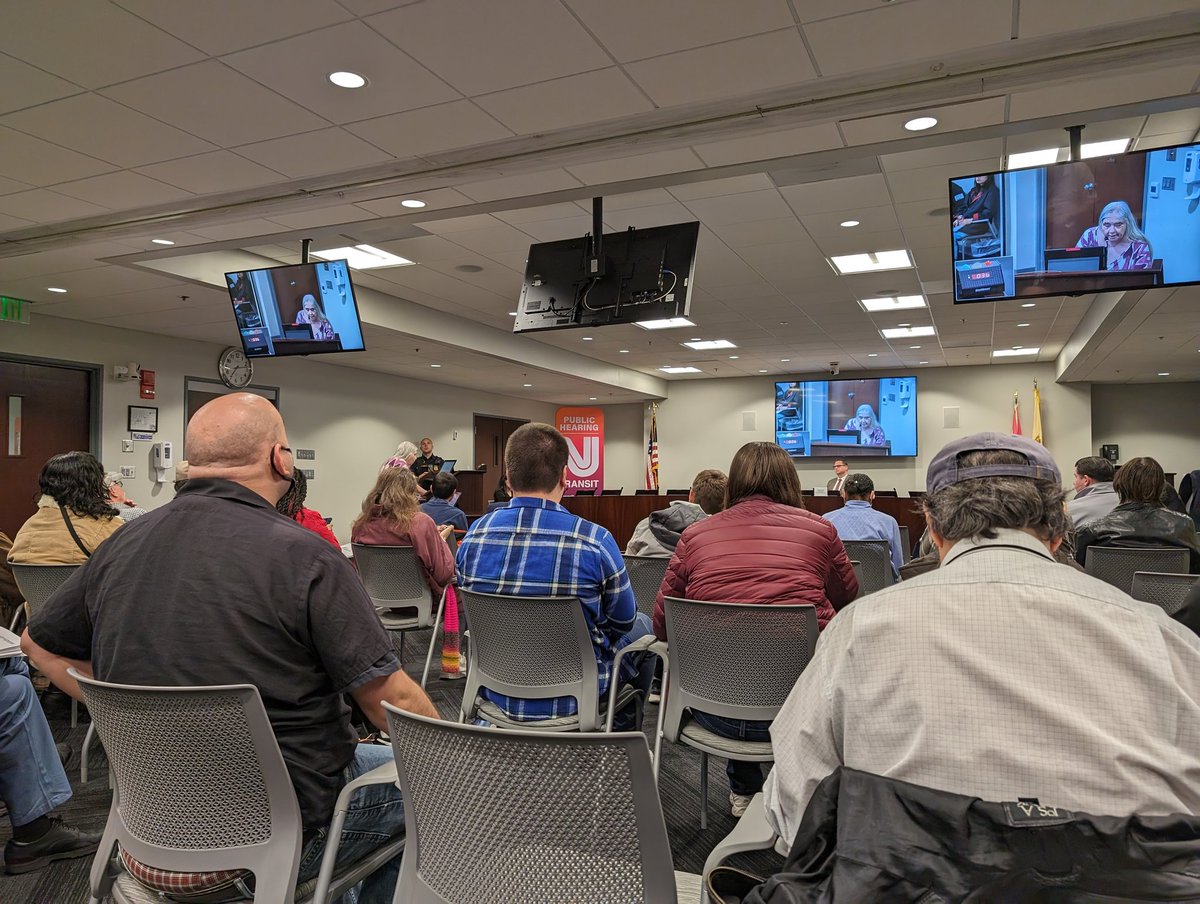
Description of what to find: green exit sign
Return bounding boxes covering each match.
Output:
[1,295,31,324]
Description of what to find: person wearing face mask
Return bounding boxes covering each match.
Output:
[1075,201,1153,271]
[22,393,437,901]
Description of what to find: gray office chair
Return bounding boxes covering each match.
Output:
[842,540,894,596]
[660,597,818,828]
[899,525,911,564]
[351,544,446,688]
[624,554,670,620]
[1084,546,1191,596]
[1130,571,1200,616]
[850,560,864,590]
[456,590,640,732]
[74,671,403,904]
[383,706,699,903]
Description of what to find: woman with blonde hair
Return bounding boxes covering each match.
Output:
[351,465,463,677]
[293,293,335,341]
[1075,200,1153,271]
[844,403,886,447]
[381,440,419,471]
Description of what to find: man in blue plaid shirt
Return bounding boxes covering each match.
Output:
[456,423,654,729]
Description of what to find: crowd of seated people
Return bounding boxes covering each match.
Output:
[7,406,1200,896]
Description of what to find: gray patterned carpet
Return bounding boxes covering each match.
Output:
[0,637,781,902]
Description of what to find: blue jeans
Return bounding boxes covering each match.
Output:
[691,711,771,796]
[294,743,405,904]
[0,657,72,827]
[611,612,656,732]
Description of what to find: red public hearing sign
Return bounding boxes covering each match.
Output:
[555,407,604,495]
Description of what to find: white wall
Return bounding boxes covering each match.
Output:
[606,363,1095,493]
[1091,383,1200,480]
[3,315,557,540]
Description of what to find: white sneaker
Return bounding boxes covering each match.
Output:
[729,792,753,818]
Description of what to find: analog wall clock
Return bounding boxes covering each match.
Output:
[218,346,253,389]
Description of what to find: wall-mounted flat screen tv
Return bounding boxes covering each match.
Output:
[514,221,700,334]
[949,141,1200,303]
[775,377,917,458]
[225,260,366,358]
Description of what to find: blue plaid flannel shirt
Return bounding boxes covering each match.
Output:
[455,497,638,721]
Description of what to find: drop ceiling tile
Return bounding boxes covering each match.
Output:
[0,0,205,88]
[234,127,393,178]
[367,0,611,95]
[0,175,34,196]
[458,169,583,203]
[706,217,810,249]
[51,171,194,208]
[584,189,678,211]
[103,61,330,146]
[1142,109,1200,137]
[354,188,473,217]
[806,0,1011,77]
[564,0,795,61]
[493,202,590,225]
[887,159,1000,205]
[669,174,776,201]
[346,100,512,158]
[840,97,1008,147]
[187,218,292,241]
[0,125,114,186]
[513,215,594,242]
[778,174,890,214]
[223,21,461,124]
[0,53,82,115]
[441,222,536,255]
[0,212,35,230]
[1008,64,1200,121]
[269,204,376,229]
[692,122,844,167]
[626,30,817,107]
[1018,0,1199,38]
[474,68,654,135]
[566,148,705,186]
[114,0,354,55]
[682,189,794,226]
[135,151,287,195]
[880,139,1004,172]
[374,234,482,263]
[416,213,502,235]
[2,93,216,168]
[600,202,697,231]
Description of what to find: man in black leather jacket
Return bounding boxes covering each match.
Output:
[1075,456,1200,573]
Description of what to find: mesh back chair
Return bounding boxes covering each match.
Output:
[661,598,818,828]
[850,560,864,590]
[665,489,690,496]
[899,525,911,564]
[1130,571,1200,616]
[457,590,638,733]
[601,488,624,495]
[874,489,898,497]
[73,671,402,904]
[624,555,670,620]
[634,489,658,495]
[384,706,695,903]
[351,544,447,688]
[1084,546,1191,596]
[842,540,894,596]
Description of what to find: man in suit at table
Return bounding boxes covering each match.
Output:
[826,459,849,494]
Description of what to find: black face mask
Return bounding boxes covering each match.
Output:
[270,445,296,494]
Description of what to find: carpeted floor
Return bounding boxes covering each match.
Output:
[1,636,781,902]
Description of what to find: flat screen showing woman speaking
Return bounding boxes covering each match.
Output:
[775,377,917,458]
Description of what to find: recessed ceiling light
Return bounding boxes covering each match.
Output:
[690,337,702,341]
[455,264,484,273]
[659,366,702,374]
[909,345,921,349]
[328,70,367,89]
[1081,138,1130,159]
[829,250,912,274]
[728,355,739,359]
[840,220,860,228]
[859,295,926,313]
[400,199,427,209]
[151,238,175,246]
[589,396,597,400]
[1018,322,1030,327]
[429,363,442,368]
[635,317,695,330]
[904,116,938,131]
[898,322,911,327]
[509,311,519,316]
[684,339,736,350]
[1021,302,1037,308]
[1007,148,1059,170]
[758,369,768,373]
[992,347,1040,357]
[919,360,929,364]
[867,353,879,357]
[881,325,936,339]
[311,245,414,270]
[523,383,533,387]
[581,336,593,341]
[1158,372,1170,376]
[47,286,67,293]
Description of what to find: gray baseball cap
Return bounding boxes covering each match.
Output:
[926,432,1060,495]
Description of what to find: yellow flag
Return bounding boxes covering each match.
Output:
[1032,382,1044,445]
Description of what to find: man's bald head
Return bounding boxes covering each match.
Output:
[187,393,285,471]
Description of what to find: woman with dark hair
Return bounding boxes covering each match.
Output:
[1075,456,1200,573]
[651,441,858,815]
[10,452,122,563]
[351,465,462,677]
[953,174,1000,229]
[275,468,339,548]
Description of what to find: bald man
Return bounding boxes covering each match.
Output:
[23,393,434,901]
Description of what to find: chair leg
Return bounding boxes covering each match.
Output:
[81,722,96,784]
[699,751,709,830]
[420,590,447,690]
[71,697,78,729]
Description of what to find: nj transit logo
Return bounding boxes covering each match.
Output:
[555,407,604,494]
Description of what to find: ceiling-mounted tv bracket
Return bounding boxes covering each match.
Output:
[301,237,312,264]
[1066,125,1084,163]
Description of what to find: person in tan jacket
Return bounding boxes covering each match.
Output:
[9,452,122,564]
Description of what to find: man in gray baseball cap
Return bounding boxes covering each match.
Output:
[762,431,1200,849]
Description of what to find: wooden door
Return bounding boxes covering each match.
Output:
[1046,156,1148,250]
[473,415,529,480]
[0,359,93,537]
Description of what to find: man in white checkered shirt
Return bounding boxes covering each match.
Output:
[763,432,1200,847]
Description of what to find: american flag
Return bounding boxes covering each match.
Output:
[645,407,659,491]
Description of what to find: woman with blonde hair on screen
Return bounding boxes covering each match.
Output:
[293,293,335,341]
[844,403,887,447]
[1075,200,1153,271]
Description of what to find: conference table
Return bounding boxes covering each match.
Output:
[560,493,927,553]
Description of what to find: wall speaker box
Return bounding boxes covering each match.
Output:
[742,411,756,431]
[943,406,960,429]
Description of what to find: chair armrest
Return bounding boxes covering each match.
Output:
[701,792,778,879]
[604,635,666,732]
[313,760,400,903]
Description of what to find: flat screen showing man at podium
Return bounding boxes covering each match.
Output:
[950,141,1200,303]
[775,377,917,458]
